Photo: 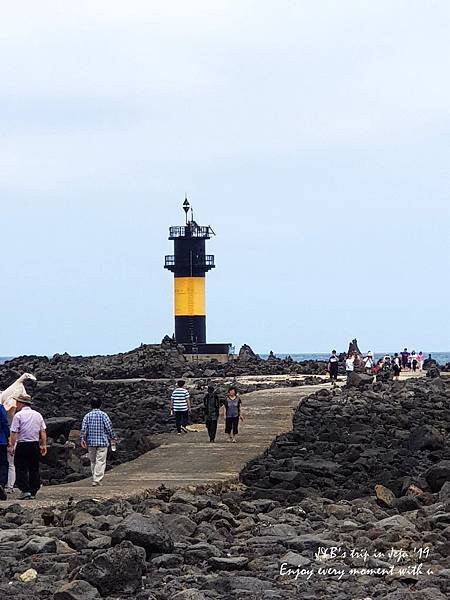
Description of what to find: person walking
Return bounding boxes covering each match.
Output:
[410,351,418,373]
[393,353,401,380]
[363,351,374,374]
[170,380,191,435]
[80,399,116,487]
[327,350,339,383]
[203,385,221,442]
[1,373,36,493]
[345,353,355,381]
[417,351,424,371]
[0,403,10,500]
[9,393,47,500]
[400,348,409,370]
[223,386,243,443]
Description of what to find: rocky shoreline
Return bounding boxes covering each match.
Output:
[241,376,449,502]
[0,373,448,599]
[0,340,330,382]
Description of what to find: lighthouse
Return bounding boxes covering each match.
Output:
[164,200,231,358]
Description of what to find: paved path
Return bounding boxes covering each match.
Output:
[4,370,424,509]
[4,384,325,509]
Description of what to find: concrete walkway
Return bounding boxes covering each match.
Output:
[3,370,424,509]
[3,384,324,509]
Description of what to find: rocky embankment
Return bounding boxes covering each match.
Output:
[0,377,448,599]
[242,377,449,502]
[0,339,329,382]
[0,340,188,381]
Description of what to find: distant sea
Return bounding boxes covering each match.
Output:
[2,352,450,365]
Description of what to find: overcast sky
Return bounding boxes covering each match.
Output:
[1,1,449,356]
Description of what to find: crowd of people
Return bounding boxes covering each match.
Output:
[0,374,243,501]
[328,347,427,382]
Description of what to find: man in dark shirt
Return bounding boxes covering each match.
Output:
[327,350,339,383]
[401,348,410,370]
[203,386,221,443]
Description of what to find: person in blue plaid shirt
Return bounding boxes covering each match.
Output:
[80,398,116,487]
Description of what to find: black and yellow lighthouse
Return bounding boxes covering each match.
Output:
[164,200,231,357]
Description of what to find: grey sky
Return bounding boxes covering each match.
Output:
[1,1,449,356]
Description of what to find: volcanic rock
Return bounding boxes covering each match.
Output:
[279,551,311,568]
[346,371,374,388]
[209,556,249,570]
[20,535,57,555]
[151,554,184,569]
[423,461,450,492]
[238,344,259,361]
[375,484,396,507]
[427,366,441,378]
[409,425,444,451]
[53,580,100,600]
[111,512,174,557]
[46,417,77,440]
[78,540,146,595]
[185,542,221,563]
[439,481,450,505]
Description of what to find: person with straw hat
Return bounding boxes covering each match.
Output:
[9,392,47,500]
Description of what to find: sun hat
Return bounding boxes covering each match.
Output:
[13,392,32,405]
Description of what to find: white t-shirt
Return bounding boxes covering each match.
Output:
[346,358,355,372]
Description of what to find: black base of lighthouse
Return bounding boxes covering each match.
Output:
[182,342,232,355]
[175,316,206,346]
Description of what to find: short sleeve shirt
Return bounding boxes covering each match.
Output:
[11,407,46,442]
[171,388,190,411]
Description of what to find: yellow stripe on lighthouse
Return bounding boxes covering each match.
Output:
[174,277,206,316]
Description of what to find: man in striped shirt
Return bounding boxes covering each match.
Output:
[170,380,191,435]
